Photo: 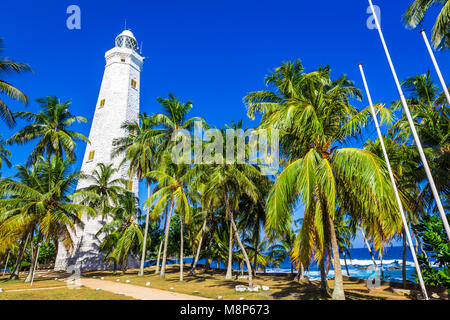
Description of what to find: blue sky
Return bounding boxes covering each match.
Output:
[1,0,447,248]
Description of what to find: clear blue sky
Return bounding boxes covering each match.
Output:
[1,0,447,247]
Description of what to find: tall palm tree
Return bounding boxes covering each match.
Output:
[192,158,261,287]
[75,163,127,219]
[146,94,205,277]
[152,93,206,154]
[246,61,402,299]
[112,113,159,276]
[145,156,191,280]
[0,38,32,128]
[0,135,11,170]
[403,0,450,49]
[0,156,95,280]
[7,96,88,165]
[391,72,449,214]
[97,193,143,273]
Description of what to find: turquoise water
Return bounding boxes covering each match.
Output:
[151,246,420,283]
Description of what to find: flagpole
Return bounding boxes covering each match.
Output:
[420,30,450,105]
[368,0,450,241]
[359,63,429,300]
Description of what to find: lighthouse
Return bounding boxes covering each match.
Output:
[54,30,144,271]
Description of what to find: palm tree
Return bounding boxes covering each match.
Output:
[403,0,450,49]
[7,96,88,165]
[0,156,95,280]
[97,193,143,273]
[246,61,402,299]
[145,156,191,280]
[390,72,449,213]
[0,38,32,128]
[112,113,159,276]
[192,157,261,287]
[75,163,127,219]
[152,93,206,154]
[365,135,427,287]
[0,135,11,170]
[146,94,205,277]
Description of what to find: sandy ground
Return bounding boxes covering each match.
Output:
[78,278,210,300]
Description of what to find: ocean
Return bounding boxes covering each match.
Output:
[166,246,419,284]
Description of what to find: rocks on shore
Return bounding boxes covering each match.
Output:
[235,285,246,292]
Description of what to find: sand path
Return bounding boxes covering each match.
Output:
[79,278,210,300]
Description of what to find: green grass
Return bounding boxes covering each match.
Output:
[0,287,135,300]
[84,265,407,300]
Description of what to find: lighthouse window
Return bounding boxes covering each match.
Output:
[99,99,105,108]
[88,150,95,161]
[126,180,133,191]
[131,79,137,88]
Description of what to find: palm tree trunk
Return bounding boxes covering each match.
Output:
[359,227,378,269]
[155,206,169,274]
[328,213,345,300]
[295,263,305,281]
[253,248,258,276]
[179,211,184,281]
[138,182,151,276]
[229,211,253,288]
[189,212,208,276]
[26,232,42,282]
[319,257,329,297]
[160,199,174,279]
[225,221,233,280]
[402,229,407,289]
[380,252,384,279]
[252,228,259,277]
[343,252,350,277]
[9,230,31,280]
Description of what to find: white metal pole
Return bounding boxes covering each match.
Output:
[368,0,450,241]
[420,30,450,106]
[2,252,10,276]
[30,244,40,286]
[359,63,429,300]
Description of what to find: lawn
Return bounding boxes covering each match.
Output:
[0,287,135,300]
[83,265,414,300]
[0,273,135,300]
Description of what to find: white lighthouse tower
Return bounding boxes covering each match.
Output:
[54,30,144,271]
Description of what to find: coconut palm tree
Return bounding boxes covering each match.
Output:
[145,156,192,280]
[192,160,261,287]
[152,93,206,154]
[403,0,450,49]
[0,38,32,128]
[390,72,449,214]
[75,163,127,219]
[246,61,402,299]
[146,94,206,277]
[112,113,159,276]
[7,96,88,165]
[0,135,11,170]
[97,193,143,273]
[0,155,95,280]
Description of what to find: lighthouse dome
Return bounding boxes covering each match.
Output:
[115,30,138,51]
